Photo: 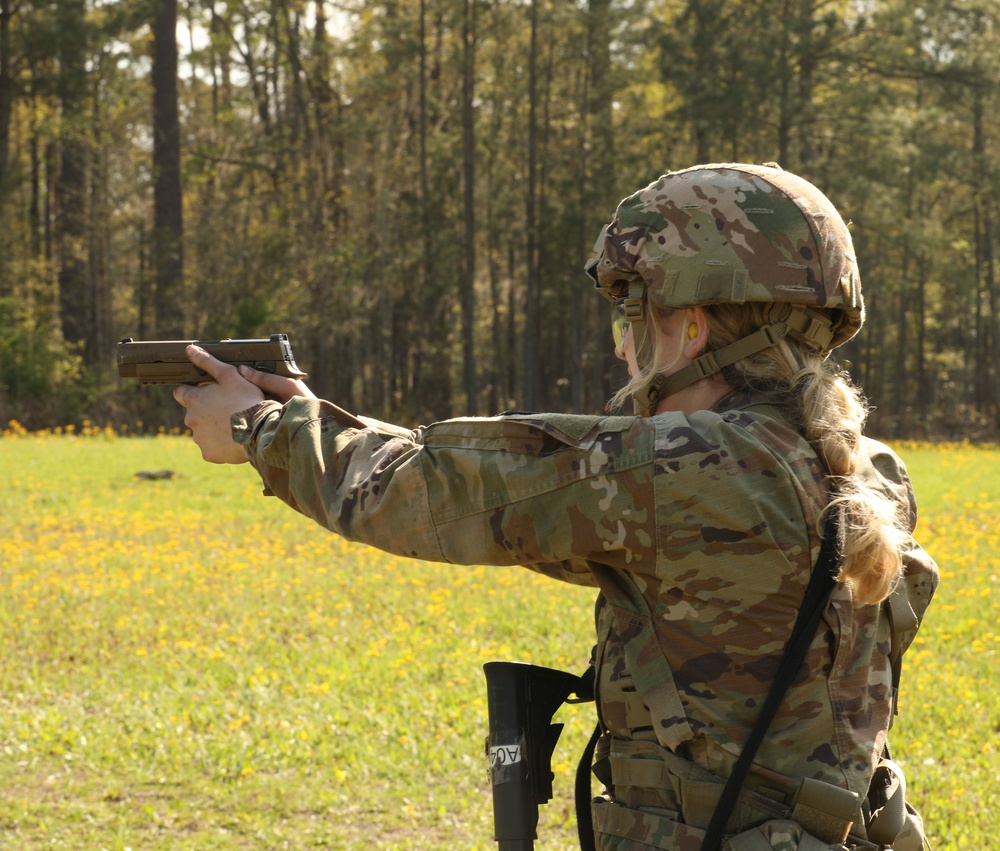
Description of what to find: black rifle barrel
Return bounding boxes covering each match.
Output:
[484,661,583,850]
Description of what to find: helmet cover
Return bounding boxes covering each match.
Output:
[586,163,864,349]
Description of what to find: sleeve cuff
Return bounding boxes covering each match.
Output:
[231,399,283,446]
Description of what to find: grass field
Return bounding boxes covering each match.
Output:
[0,425,997,849]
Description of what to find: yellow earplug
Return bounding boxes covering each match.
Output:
[688,323,699,340]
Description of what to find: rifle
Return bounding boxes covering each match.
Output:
[483,661,593,851]
[117,334,307,385]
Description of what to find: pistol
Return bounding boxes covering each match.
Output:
[117,333,307,385]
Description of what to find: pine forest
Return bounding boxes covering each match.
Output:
[1,0,999,437]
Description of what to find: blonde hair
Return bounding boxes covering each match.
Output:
[609,306,686,413]
[613,301,907,605]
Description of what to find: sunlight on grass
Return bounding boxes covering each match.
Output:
[0,429,595,849]
[0,428,996,848]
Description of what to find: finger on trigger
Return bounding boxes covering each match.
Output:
[186,344,228,380]
[239,365,279,393]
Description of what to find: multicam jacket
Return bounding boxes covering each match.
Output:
[232,389,937,847]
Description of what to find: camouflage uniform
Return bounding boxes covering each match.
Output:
[232,387,936,849]
[231,164,937,849]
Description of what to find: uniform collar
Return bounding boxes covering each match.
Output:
[710,385,803,434]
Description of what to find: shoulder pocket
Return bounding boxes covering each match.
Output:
[424,413,636,455]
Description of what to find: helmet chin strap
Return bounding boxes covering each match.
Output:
[630,303,836,417]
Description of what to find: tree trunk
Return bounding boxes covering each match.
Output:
[90,56,112,374]
[307,0,343,401]
[776,0,793,166]
[152,0,185,336]
[484,14,508,414]
[0,0,14,297]
[56,0,89,352]
[523,0,540,409]
[579,0,614,414]
[893,166,913,436]
[461,0,477,414]
[971,86,999,425]
[280,0,308,146]
[972,87,990,416]
[795,0,816,168]
[0,0,13,195]
[915,253,928,427]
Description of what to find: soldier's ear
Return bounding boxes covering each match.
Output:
[683,307,710,358]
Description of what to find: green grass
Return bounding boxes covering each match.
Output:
[885,442,1000,849]
[0,430,996,848]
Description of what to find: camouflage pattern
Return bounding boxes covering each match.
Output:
[232,388,937,849]
[593,800,859,851]
[585,163,864,351]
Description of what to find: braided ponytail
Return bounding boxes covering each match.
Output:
[705,303,907,605]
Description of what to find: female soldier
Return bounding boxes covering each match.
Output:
[175,163,937,850]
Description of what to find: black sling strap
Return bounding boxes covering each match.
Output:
[575,510,841,851]
[699,505,841,851]
[575,721,601,851]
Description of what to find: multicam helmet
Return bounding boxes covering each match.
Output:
[585,163,865,414]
